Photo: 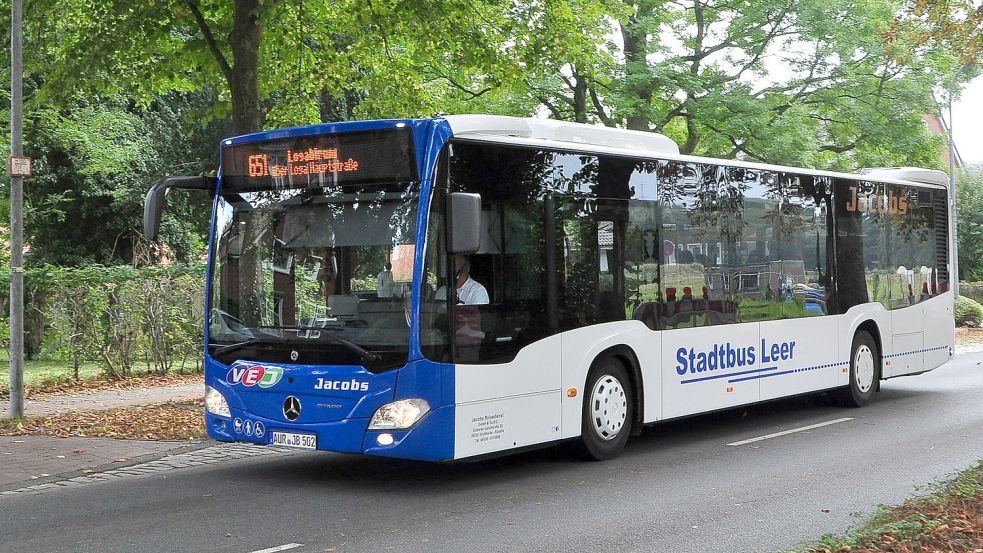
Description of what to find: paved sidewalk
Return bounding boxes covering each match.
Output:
[0,436,193,488]
[0,383,202,418]
[0,382,204,489]
[956,328,983,354]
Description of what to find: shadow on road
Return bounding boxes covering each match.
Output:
[218,383,949,493]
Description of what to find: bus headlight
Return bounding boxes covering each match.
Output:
[205,386,231,418]
[368,398,430,430]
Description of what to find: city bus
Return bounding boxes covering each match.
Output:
[144,115,954,461]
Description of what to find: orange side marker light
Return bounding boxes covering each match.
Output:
[567,388,577,398]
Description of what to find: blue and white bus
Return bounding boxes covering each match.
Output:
[145,115,954,461]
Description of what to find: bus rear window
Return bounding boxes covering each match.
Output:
[222,128,417,192]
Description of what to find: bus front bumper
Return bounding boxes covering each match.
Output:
[205,404,454,462]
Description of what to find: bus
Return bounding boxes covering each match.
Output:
[144,115,955,461]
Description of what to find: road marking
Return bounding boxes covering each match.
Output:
[727,417,854,446]
[249,544,303,553]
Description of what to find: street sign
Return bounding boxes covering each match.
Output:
[664,239,675,257]
[7,156,31,177]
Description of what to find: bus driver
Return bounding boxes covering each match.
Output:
[437,255,489,305]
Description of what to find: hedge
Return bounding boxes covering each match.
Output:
[0,263,206,380]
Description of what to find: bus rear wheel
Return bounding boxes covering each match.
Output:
[580,358,633,461]
[837,330,879,407]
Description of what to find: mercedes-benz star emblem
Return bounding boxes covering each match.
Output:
[283,396,302,421]
[290,350,299,361]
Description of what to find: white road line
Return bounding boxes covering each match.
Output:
[727,417,854,446]
[249,544,303,553]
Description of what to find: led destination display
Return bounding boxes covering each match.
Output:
[221,127,417,191]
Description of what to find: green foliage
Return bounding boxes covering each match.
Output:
[790,461,983,552]
[18,96,220,266]
[12,0,961,176]
[24,0,552,131]
[957,281,983,307]
[956,168,983,281]
[954,295,983,327]
[0,264,206,380]
[532,0,956,170]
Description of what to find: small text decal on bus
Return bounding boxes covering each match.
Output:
[845,185,908,215]
[314,378,369,391]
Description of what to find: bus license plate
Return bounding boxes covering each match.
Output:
[270,431,317,450]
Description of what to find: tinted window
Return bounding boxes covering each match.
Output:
[651,163,832,328]
[834,179,947,311]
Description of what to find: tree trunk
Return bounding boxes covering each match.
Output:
[571,68,588,124]
[229,0,263,135]
[621,16,653,131]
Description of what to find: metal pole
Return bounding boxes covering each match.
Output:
[8,0,24,419]
[948,67,965,298]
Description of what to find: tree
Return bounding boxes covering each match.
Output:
[21,95,219,265]
[897,0,983,66]
[956,167,983,281]
[28,0,539,134]
[530,0,955,170]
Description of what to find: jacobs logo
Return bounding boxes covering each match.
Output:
[314,378,369,391]
[226,365,284,388]
[845,185,908,215]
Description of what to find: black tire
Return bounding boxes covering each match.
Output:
[580,357,634,461]
[836,330,879,407]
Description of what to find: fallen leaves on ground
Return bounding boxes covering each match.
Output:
[1,372,202,401]
[803,463,983,553]
[0,399,206,440]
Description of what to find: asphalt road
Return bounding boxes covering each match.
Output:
[4,353,983,553]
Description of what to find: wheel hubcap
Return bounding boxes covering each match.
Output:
[855,345,875,393]
[590,374,627,441]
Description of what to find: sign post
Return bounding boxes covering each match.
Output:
[8,0,25,419]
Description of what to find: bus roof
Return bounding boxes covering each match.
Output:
[444,115,681,156]
[442,115,950,191]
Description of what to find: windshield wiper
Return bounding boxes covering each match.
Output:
[210,328,381,363]
[211,338,262,357]
[317,332,381,363]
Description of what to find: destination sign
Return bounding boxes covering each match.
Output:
[222,128,417,191]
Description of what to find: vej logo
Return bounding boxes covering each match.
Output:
[226,364,284,388]
[314,377,369,391]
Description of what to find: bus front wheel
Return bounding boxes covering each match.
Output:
[837,330,879,407]
[580,358,633,461]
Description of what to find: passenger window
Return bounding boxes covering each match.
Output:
[656,163,832,327]
[835,179,946,312]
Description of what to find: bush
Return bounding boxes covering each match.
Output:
[959,281,983,306]
[0,263,206,381]
[954,295,983,327]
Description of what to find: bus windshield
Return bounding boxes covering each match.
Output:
[210,185,419,370]
[209,130,420,371]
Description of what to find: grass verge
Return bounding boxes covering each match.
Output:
[794,461,983,552]
[0,399,206,440]
[0,359,104,390]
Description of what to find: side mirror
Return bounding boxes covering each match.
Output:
[447,192,481,254]
[144,176,216,240]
